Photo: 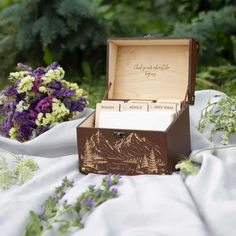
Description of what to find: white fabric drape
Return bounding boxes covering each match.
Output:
[0,90,235,236]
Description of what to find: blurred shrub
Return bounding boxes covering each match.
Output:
[0,0,111,83]
[172,6,236,65]
[197,64,236,95]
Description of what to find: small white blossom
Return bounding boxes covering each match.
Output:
[15,100,30,112]
[0,95,7,105]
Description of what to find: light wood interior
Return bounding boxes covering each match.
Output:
[107,39,190,101]
[80,113,95,128]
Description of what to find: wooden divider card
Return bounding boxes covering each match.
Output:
[95,100,181,131]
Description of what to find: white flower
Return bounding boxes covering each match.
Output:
[0,95,7,105]
[15,100,30,112]
[17,76,35,93]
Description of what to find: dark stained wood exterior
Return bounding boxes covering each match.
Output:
[77,106,191,175]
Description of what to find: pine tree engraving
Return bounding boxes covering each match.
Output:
[148,149,158,173]
[136,161,141,169]
[141,154,149,169]
[83,139,94,168]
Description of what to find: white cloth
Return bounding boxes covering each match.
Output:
[0,108,94,157]
[0,90,235,236]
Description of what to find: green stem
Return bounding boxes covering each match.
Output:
[41,204,74,235]
[191,144,236,159]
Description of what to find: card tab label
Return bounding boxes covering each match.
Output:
[150,102,177,111]
[123,103,148,111]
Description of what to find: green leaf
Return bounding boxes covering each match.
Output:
[43,196,58,220]
[62,176,74,188]
[71,218,83,228]
[43,46,54,65]
[22,211,42,236]
[175,159,199,177]
[58,222,70,233]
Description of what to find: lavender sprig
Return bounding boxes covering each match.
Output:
[23,174,121,236]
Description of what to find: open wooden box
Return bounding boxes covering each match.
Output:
[77,38,197,175]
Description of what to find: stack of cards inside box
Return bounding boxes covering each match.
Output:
[95,99,181,131]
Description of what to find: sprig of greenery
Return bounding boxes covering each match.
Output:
[23,174,121,236]
[198,95,236,144]
[0,148,38,189]
[176,144,236,177]
[175,159,199,177]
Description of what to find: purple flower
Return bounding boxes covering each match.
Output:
[12,111,35,137]
[28,109,39,120]
[32,67,45,77]
[9,101,17,111]
[16,92,26,103]
[105,178,112,188]
[0,112,13,135]
[4,86,17,97]
[0,100,17,115]
[111,188,118,194]
[80,197,94,208]
[48,80,62,90]
[17,125,33,142]
[13,111,30,124]
[35,125,50,136]
[14,79,21,87]
[35,97,52,113]
[54,89,75,98]
[29,95,46,109]
[95,189,102,197]
[65,97,86,112]
[17,63,32,72]
[45,62,60,72]
[32,75,42,92]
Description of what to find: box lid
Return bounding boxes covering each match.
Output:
[106,37,197,104]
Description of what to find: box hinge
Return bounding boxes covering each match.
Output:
[190,95,195,104]
[103,82,112,99]
[144,34,156,39]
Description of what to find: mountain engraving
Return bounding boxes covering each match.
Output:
[81,131,167,174]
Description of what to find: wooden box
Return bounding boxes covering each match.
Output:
[77,38,197,175]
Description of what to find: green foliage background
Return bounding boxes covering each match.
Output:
[0,0,235,106]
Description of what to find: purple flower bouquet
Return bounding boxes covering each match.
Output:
[0,62,86,142]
